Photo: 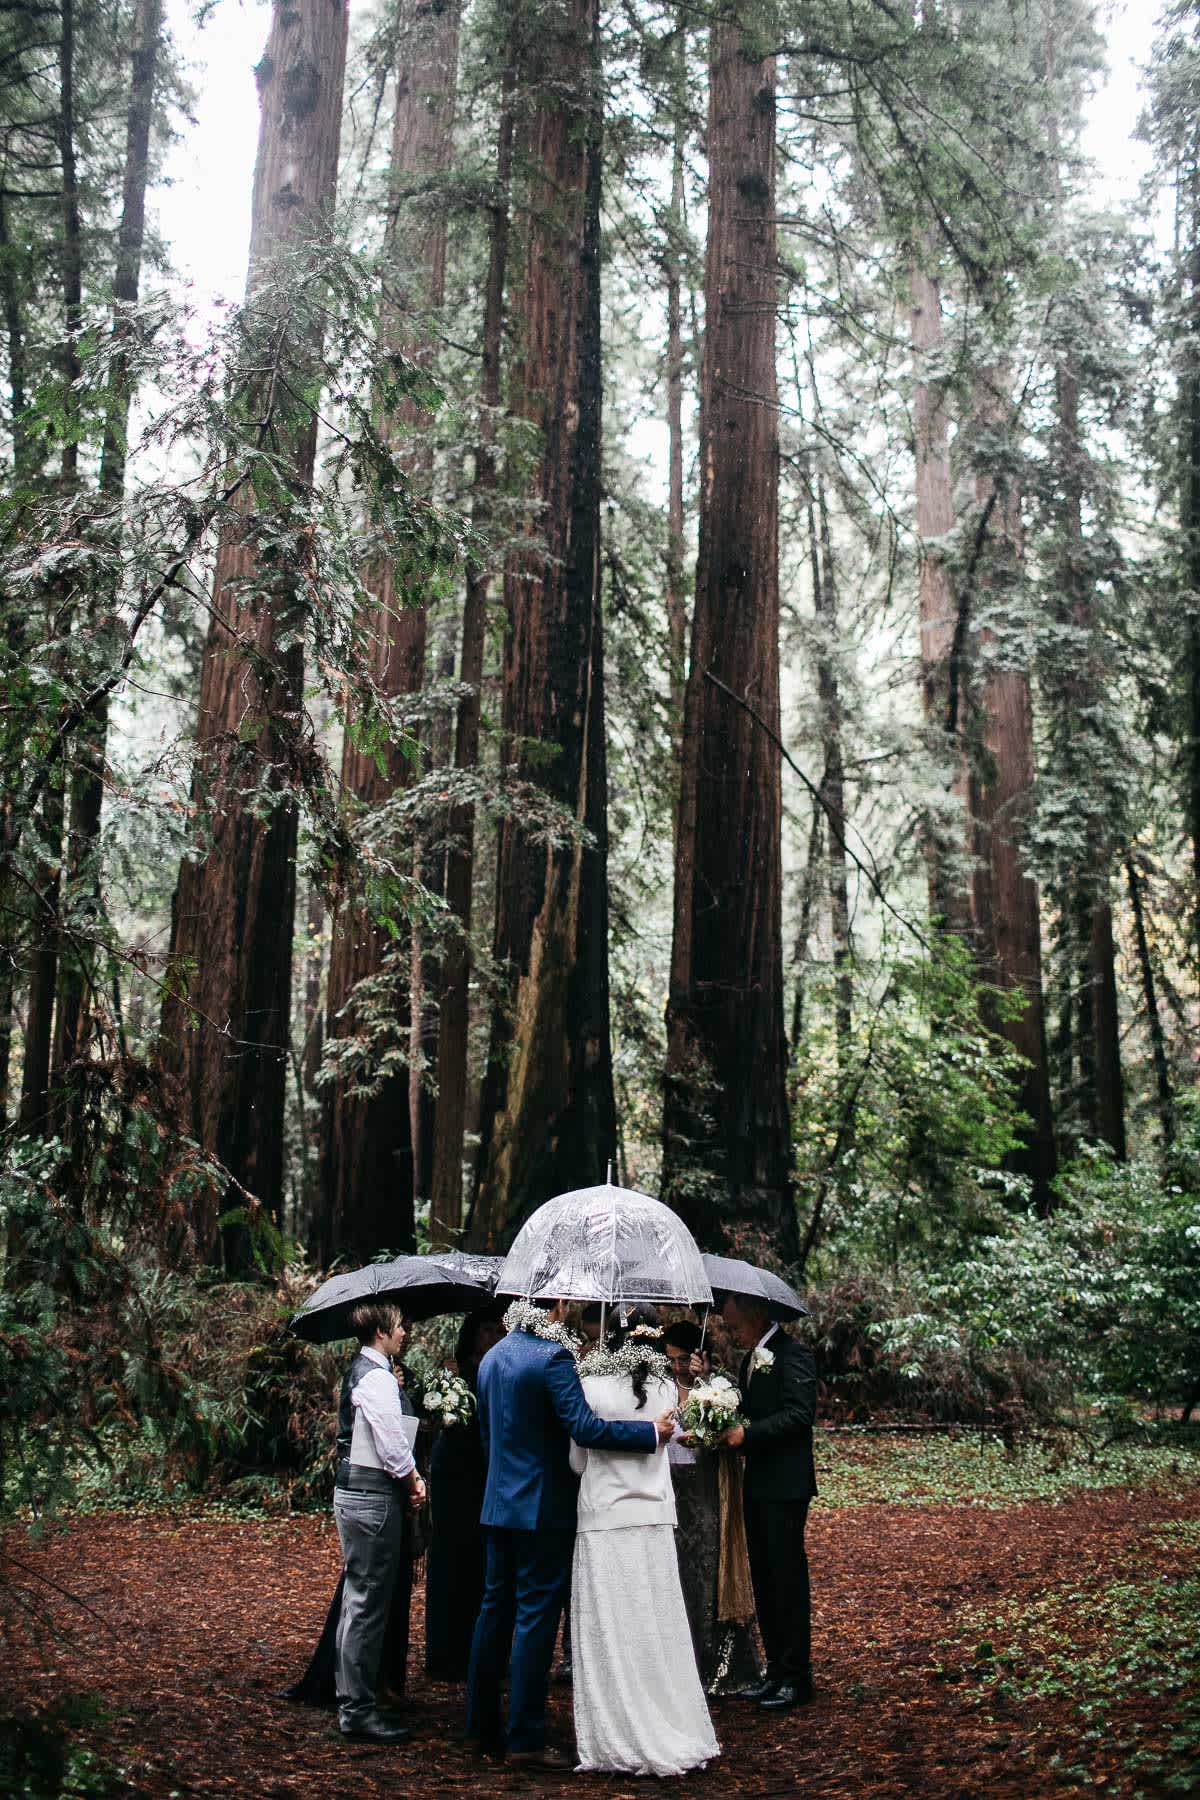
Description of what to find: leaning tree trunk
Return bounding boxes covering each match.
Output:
[429,55,515,1246]
[467,0,615,1249]
[51,0,164,1113]
[661,16,795,1261]
[968,375,1057,1213]
[161,0,349,1267]
[316,0,460,1265]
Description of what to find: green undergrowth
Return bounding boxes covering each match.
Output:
[816,1429,1200,1509]
[940,1528,1200,1795]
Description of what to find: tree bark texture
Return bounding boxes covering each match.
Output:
[20,0,83,1133]
[968,376,1057,1211]
[467,0,615,1249]
[1052,352,1125,1157]
[51,0,164,1107]
[317,0,460,1264]
[429,56,514,1245]
[909,247,971,936]
[162,0,349,1265]
[661,19,795,1261]
[1125,854,1174,1151]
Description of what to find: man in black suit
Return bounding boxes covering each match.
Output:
[717,1292,817,1710]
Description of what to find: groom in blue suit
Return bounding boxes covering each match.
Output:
[465,1297,673,1768]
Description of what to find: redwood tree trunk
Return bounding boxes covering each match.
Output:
[429,57,514,1246]
[665,60,688,818]
[316,0,460,1265]
[969,377,1057,1211]
[467,0,615,1249]
[1183,157,1200,968]
[661,18,795,1261]
[52,0,164,1104]
[1053,352,1125,1157]
[161,0,348,1266]
[813,474,852,1061]
[909,245,971,936]
[20,0,83,1134]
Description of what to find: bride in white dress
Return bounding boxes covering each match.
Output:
[569,1310,720,1777]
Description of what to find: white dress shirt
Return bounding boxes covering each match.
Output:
[349,1345,417,1481]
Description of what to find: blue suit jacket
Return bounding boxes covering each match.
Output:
[477,1327,659,1531]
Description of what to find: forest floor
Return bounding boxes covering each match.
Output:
[3,1435,1199,1799]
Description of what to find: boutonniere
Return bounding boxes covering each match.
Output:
[749,1345,775,1376]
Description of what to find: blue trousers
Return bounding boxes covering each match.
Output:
[465,1525,573,1752]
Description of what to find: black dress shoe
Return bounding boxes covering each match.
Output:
[339,1711,412,1743]
[760,1681,813,1711]
[743,1677,780,1703]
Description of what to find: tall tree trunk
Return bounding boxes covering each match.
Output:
[811,474,852,1062]
[790,798,823,1049]
[429,56,514,1246]
[1053,350,1125,1157]
[20,0,83,1134]
[909,242,971,936]
[0,193,30,1119]
[51,0,164,1107]
[665,46,688,823]
[1183,155,1200,969]
[161,0,349,1266]
[661,15,795,1260]
[317,0,460,1265]
[1126,854,1174,1151]
[968,374,1057,1212]
[467,0,614,1249]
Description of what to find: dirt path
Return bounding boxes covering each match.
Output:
[3,1484,1197,1798]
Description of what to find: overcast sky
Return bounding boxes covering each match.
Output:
[158,0,1160,319]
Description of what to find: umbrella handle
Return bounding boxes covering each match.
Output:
[699,1305,710,1350]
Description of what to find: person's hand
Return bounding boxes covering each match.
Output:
[409,1475,427,1510]
[677,1431,698,1448]
[688,1352,707,1379]
[717,1423,746,1449]
[653,1407,676,1445]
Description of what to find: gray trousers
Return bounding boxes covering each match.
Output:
[333,1485,405,1729]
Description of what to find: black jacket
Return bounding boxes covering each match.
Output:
[738,1326,818,1503]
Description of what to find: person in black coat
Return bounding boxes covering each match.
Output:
[716,1293,818,1711]
[424,1310,505,1681]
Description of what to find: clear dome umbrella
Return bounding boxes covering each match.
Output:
[496,1180,713,1309]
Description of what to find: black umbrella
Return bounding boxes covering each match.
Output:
[289,1251,504,1344]
[701,1252,808,1322]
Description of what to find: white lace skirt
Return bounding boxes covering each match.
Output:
[572,1524,721,1778]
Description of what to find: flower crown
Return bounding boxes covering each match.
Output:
[628,1323,664,1341]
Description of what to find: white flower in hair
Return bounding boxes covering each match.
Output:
[749,1345,776,1375]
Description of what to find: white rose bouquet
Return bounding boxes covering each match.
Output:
[422,1369,475,1428]
[678,1372,746,1449]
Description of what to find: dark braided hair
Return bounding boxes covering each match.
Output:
[608,1304,665,1409]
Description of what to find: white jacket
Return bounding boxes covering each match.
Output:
[570,1372,676,1532]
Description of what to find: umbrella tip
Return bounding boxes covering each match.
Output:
[606,1159,613,1185]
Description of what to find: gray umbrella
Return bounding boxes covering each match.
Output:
[701,1253,808,1322]
[289,1251,503,1344]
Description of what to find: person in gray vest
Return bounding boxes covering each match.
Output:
[333,1302,426,1744]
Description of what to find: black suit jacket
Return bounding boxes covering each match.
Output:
[738,1326,818,1503]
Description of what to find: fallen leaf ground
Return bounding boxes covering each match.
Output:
[3,1453,1198,1798]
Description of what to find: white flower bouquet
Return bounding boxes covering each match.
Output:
[423,1369,475,1428]
[678,1373,745,1449]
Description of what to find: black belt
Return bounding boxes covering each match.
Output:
[335,1461,401,1495]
